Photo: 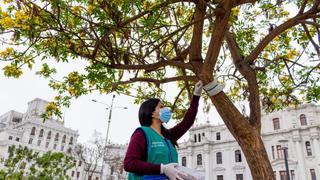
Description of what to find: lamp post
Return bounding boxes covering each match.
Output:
[92,94,128,180]
[279,139,290,180]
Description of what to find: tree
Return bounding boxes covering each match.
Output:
[1,0,320,179]
[0,145,74,179]
[74,132,105,180]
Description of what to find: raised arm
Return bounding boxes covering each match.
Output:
[170,95,200,141]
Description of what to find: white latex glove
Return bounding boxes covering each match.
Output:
[193,81,203,96]
[203,78,225,96]
[161,163,187,180]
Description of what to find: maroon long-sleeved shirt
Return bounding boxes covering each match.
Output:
[123,95,200,175]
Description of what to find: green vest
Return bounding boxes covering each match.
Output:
[128,126,178,180]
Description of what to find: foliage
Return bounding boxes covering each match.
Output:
[0,0,319,118]
[0,145,75,180]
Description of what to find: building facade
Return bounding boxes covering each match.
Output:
[0,98,127,180]
[178,104,320,180]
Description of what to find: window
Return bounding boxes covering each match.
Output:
[37,140,41,146]
[235,150,242,162]
[62,135,66,143]
[216,132,221,140]
[47,131,51,139]
[198,134,201,142]
[272,146,275,159]
[53,144,57,150]
[273,118,280,130]
[71,171,74,177]
[182,156,186,167]
[306,141,312,156]
[280,171,287,180]
[236,174,243,180]
[277,145,283,159]
[300,114,307,126]
[194,134,197,142]
[67,147,72,154]
[88,176,92,180]
[12,117,22,123]
[310,169,317,180]
[291,170,295,180]
[46,142,49,148]
[39,129,44,138]
[216,152,222,164]
[197,154,202,166]
[202,133,205,136]
[8,136,13,140]
[30,127,36,135]
[15,137,19,142]
[96,177,99,180]
[217,175,223,180]
[69,137,74,145]
[61,145,64,151]
[54,133,59,141]
[78,161,82,166]
[77,172,80,178]
[28,138,33,144]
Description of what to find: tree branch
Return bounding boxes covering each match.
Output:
[301,23,320,56]
[112,76,197,89]
[246,9,320,63]
[201,0,234,82]
[189,0,206,68]
[225,31,261,129]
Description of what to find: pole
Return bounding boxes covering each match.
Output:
[101,94,116,180]
[283,147,290,180]
[105,94,115,146]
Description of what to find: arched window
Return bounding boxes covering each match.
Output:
[235,150,242,162]
[197,154,202,166]
[182,157,186,167]
[194,134,197,142]
[39,129,44,138]
[306,141,312,156]
[216,152,222,164]
[30,127,36,135]
[69,137,74,145]
[62,135,66,143]
[47,131,51,139]
[54,133,59,141]
[198,134,201,142]
[300,114,307,126]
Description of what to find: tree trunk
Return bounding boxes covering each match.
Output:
[206,92,275,180]
[237,130,275,180]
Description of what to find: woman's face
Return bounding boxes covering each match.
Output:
[152,101,164,120]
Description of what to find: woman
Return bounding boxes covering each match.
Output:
[124,80,224,180]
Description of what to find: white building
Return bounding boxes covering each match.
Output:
[178,104,320,180]
[0,98,127,180]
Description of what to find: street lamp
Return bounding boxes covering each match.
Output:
[279,139,290,180]
[92,94,127,180]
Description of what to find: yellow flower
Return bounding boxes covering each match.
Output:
[0,16,14,29]
[286,49,298,60]
[231,7,240,17]
[0,47,14,57]
[71,6,81,15]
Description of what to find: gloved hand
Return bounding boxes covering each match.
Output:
[161,163,187,180]
[203,78,225,96]
[193,81,203,96]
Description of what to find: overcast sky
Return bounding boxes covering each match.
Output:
[0,59,223,145]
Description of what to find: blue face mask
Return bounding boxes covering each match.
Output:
[159,107,172,123]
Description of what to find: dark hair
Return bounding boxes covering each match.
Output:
[138,98,178,147]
